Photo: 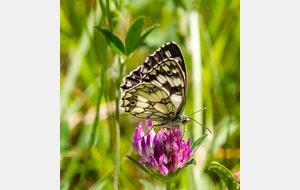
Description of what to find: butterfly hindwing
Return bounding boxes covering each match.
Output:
[121,83,177,122]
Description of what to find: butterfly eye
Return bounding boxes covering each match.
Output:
[147,90,153,94]
[130,101,136,105]
[167,70,172,75]
[134,95,138,98]
[153,88,158,92]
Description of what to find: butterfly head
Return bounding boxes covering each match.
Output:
[181,115,190,125]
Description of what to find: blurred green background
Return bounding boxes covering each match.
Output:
[60,0,240,189]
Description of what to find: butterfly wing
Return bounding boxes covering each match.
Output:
[121,83,177,122]
[141,58,186,117]
[120,42,187,117]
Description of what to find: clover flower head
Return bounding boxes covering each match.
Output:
[131,121,198,176]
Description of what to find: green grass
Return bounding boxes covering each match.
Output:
[60,0,240,189]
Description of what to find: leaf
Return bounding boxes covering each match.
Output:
[137,23,159,47]
[186,159,196,167]
[95,26,125,56]
[125,17,144,56]
[126,155,149,174]
[209,162,238,190]
[191,134,208,151]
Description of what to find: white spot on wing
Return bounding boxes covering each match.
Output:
[131,108,144,113]
[126,81,132,87]
[137,95,148,102]
[136,102,149,108]
[157,74,167,83]
[161,87,170,96]
[165,50,172,57]
[165,76,175,87]
[151,80,162,87]
[170,94,182,108]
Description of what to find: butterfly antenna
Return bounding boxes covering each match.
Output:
[188,117,212,135]
[187,107,207,116]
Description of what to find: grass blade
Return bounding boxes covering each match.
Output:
[126,155,149,174]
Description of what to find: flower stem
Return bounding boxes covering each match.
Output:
[166,183,171,190]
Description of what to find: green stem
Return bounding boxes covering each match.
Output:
[106,0,113,31]
[78,68,104,190]
[113,57,124,190]
[166,183,171,190]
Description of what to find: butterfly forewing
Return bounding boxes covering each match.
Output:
[141,58,186,117]
[120,42,187,92]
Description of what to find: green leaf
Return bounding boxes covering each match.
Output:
[125,17,144,56]
[150,170,178,184]
[186,159,196,167]
[191,134,208,151]
[209,162,238,190]
[126,155,149,174]
[137,23,159,47]
[95,26,125,56]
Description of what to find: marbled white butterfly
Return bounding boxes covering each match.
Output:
[120,42,209,132]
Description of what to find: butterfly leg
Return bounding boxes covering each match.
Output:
[182,125,186,138]
[138,123,165,140]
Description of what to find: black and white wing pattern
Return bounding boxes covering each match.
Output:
[120,41,187,125]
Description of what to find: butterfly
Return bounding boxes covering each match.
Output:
[120,41,194,129]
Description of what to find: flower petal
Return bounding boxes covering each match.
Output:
[159,154,168,164]
[150,155,159,170]
[172,141,178,151]
[186,138,190,147]
[190,146,198,156]
[169,164,174,172]
[176,162,184,168]
[138,157,150,164]
[141,137,147,156]
[160,164,169,176]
